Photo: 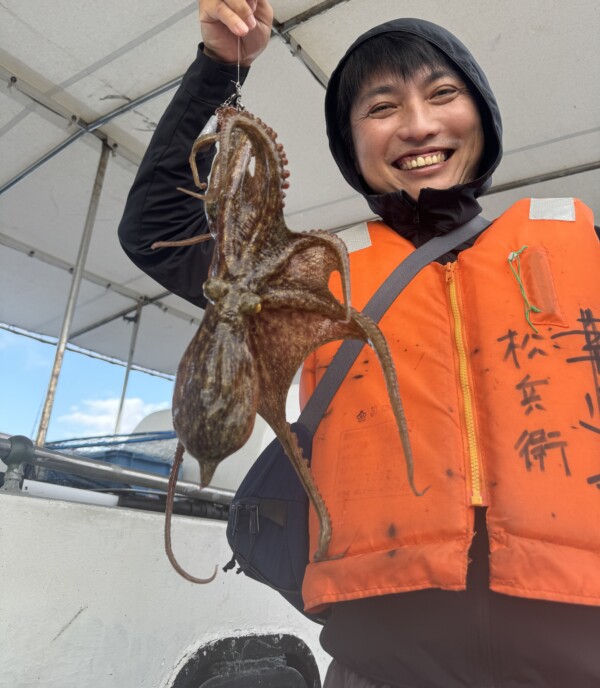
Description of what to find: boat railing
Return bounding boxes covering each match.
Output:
[0,432,233,504]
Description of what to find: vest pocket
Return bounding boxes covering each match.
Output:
[517,245,568,328]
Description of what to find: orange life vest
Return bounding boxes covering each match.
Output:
[300,198,600,613]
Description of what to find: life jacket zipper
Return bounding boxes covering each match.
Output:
[446,262,485,506]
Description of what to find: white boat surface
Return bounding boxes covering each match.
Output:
[1,408,330,687]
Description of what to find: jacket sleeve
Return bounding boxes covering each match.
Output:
[118,45,250,308]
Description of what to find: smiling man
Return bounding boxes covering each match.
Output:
[349,69,484,198]
[342,45,484,201]
[323,23,501,251]
[118,3,600,687]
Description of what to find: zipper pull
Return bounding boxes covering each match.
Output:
[248,504,260,535]
[445,262,456,282]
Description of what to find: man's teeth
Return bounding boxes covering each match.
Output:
[399,152,447,170]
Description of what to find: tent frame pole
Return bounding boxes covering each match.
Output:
[35,143,111,446]
[114,303,143,435]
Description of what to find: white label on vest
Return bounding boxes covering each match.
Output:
[336,222,372,253]
[529,198,575,221]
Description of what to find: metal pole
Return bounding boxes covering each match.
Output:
[69,291,171,339]
[0,75,182,197]
[0,434,233,504]
[486,160,600,195]
[114,304,143,435]
[35,143,111,446]
[274,0,350,33]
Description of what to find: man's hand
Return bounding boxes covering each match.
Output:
[199,0,273,66]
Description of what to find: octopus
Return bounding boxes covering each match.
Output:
[153,106,422,583]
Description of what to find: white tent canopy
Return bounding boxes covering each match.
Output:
[1,0,599,378]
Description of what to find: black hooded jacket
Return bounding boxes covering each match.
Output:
[118,19,600,688]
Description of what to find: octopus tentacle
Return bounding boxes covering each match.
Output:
[189,132,219,191]
[164,443,218,583]
[267,420,345,561]
[350,309,428,497]
[253,230,352,317]
[259,288,348,323]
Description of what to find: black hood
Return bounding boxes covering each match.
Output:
[325,18,503,245]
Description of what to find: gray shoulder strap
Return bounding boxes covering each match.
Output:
[299,214,491,435]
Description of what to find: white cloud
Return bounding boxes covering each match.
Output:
[58,397,170,436]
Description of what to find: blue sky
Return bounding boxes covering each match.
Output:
[0,327,174,442]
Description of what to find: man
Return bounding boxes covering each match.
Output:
[119,2,600,686]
